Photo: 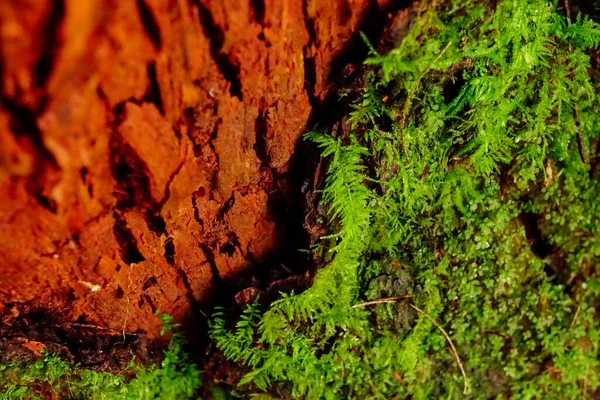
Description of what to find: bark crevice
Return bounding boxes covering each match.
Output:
[195,2,244,101]
[112,212,146,265]
[34,0,65,87]
[136,0,163,50]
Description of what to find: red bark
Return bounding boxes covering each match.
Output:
[0,0,389,338]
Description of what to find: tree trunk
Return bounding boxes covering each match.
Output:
[0,0,393,338]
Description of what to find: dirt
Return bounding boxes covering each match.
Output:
[0,0,411,363]
[0,319,161,371]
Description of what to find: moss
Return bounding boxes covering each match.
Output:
[0,315,201,400]
[210,0,600,398]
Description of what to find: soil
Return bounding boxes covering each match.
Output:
[0,0,412,370]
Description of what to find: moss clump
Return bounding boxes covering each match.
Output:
[210,0,600,398]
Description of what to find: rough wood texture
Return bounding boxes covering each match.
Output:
[0,0,391,337]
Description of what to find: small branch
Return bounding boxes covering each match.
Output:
[565,0,571,20]
[57,322,141,336]
[351,295,412,309]
[571,304,581,328]
[351,294,468,393]
[410,304,468,394]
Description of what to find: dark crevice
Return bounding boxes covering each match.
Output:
[301,0,318,106]
[327,0,411,84]
[2,99,55,156]
[79,167,89,183]
[164,236,175,265]
[182,108,203,156]
[109,131,153,211]
[206,121,221,195]
[145,211,167,236]
[34,193,58,213]
[158,155,186,207]
[318,0,411,126]
[136,0,163,50]
[195,2,243,100]
[145,62,165,115]
[176,269,196,303]
[518,212,553,259]
[34,0,65,87]
[253,105,270,165]
[443,72,467,104]
[517,211,572,285]
[112,212,146,265]
[567,0,600,22]
[217,194,236,219]
[142,276,158,291]
[249,0,265,25]
[219,235,240,256]
[303,56,317,105]
[0,98,61,211]
[144,294,157,313]
[279,0,416,296]
[191,194,205,227]
[301,0,318,45]
[201,244,223,290]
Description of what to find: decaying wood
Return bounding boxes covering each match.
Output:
[0,0,397,338]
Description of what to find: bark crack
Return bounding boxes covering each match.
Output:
[194,1,243,100]
[158,148,187,208]
[0,97,61,212]
[112,212,146,265]
[136,0,163,50]
[34,0,65,87]
[249,0,265,26]
[164,236,175,265]
[301,0,318,107]
[175,268,196,303]
[201,243,223,288]
[109,129,153,211]
[145,62,165,115]
[253,104,271,166]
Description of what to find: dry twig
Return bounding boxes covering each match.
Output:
[351,295,468,394]
[351,295,412,308]
[57,322,140,336]
[410,304,468,394]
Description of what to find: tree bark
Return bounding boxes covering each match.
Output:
[0,0,393,338]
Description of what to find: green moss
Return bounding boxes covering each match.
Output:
[210,0,600,398]
[0,315,201,400]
